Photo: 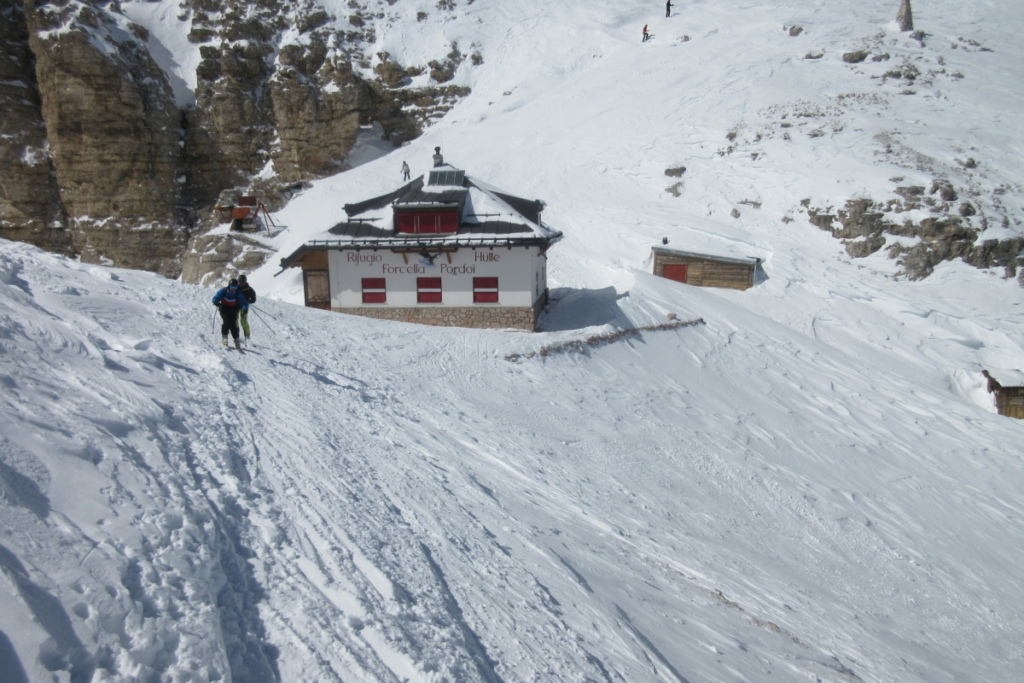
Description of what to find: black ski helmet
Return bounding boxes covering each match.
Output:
[238,274,248,284]
[229,278,239,287]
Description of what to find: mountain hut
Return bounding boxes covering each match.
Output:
[278,150,563,331]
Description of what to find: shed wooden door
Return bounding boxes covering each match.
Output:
[999,389,1024,419]
[663,264,688,283]
[304,270,331,309]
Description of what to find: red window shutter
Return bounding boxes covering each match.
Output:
[397,210,457,234]
[362,277,387,304]
[417,277,442,303]
[440,211,458,233]
[396,213,416,234]
[473,277,499,303]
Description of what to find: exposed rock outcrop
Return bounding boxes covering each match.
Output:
[0,0,70,255]
[808,183,1024,281]
[1,0,475,281]
[22,0,190,276]
[180,233,275,288]
[270,40,368,183]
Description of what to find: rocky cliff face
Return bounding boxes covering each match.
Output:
[0,0,70,256]
[0,0,473,279]
[23,0,190,277]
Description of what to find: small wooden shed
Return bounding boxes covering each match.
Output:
[652,246,760,290]
[983,370,1024,419]
[996,386,1024,419]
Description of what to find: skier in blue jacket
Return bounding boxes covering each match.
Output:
[212,278,249,348]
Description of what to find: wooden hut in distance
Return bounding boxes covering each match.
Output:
[984,370,1024,419]
[652,245,760,290]
[998,387,1024,419]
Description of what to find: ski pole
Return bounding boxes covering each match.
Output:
[250,305,280,321]
[248,307,276,334]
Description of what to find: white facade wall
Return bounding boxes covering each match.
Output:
[329,246,547,308]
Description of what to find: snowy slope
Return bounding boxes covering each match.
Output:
[4,0,1024,681]
[3,235,1022,682]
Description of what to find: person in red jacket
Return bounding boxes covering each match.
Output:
[212,279,249,348]
[642,24,649,41]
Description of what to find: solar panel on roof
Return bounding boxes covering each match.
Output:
[428,170,465,186]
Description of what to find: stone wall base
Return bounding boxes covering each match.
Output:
[335,302,541,331]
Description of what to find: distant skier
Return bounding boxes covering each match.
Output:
[237,274,257,342]
[401,161,411,181]
[212,278,249,349]
[642,24,649,41]
[666,0,672,17]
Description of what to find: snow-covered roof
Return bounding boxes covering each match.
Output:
[280,163,562,268]
[987,368,1024,387]
[652,245,761,266]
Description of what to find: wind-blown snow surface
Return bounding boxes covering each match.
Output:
[4,0,1024,681]
[2,247,1024,683]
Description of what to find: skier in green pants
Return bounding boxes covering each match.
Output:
[237,274,257,341]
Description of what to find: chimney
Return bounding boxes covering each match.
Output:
[432,146,444,167]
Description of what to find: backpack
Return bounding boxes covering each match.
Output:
[220,286,241,307]
[241,285,256,304]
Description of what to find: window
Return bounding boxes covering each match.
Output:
[428,169,465,186]
[396,210,458,234]
[362,277,387,304]
[396,212,419,234]
[417,277,442,303]
[473,277,499,303]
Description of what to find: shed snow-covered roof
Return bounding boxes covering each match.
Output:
[987,369,1024,387]
[652,245,761,266]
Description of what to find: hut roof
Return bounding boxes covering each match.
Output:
[652,245,761,266]
[280,162,561,269]
[986,369,1024,387]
